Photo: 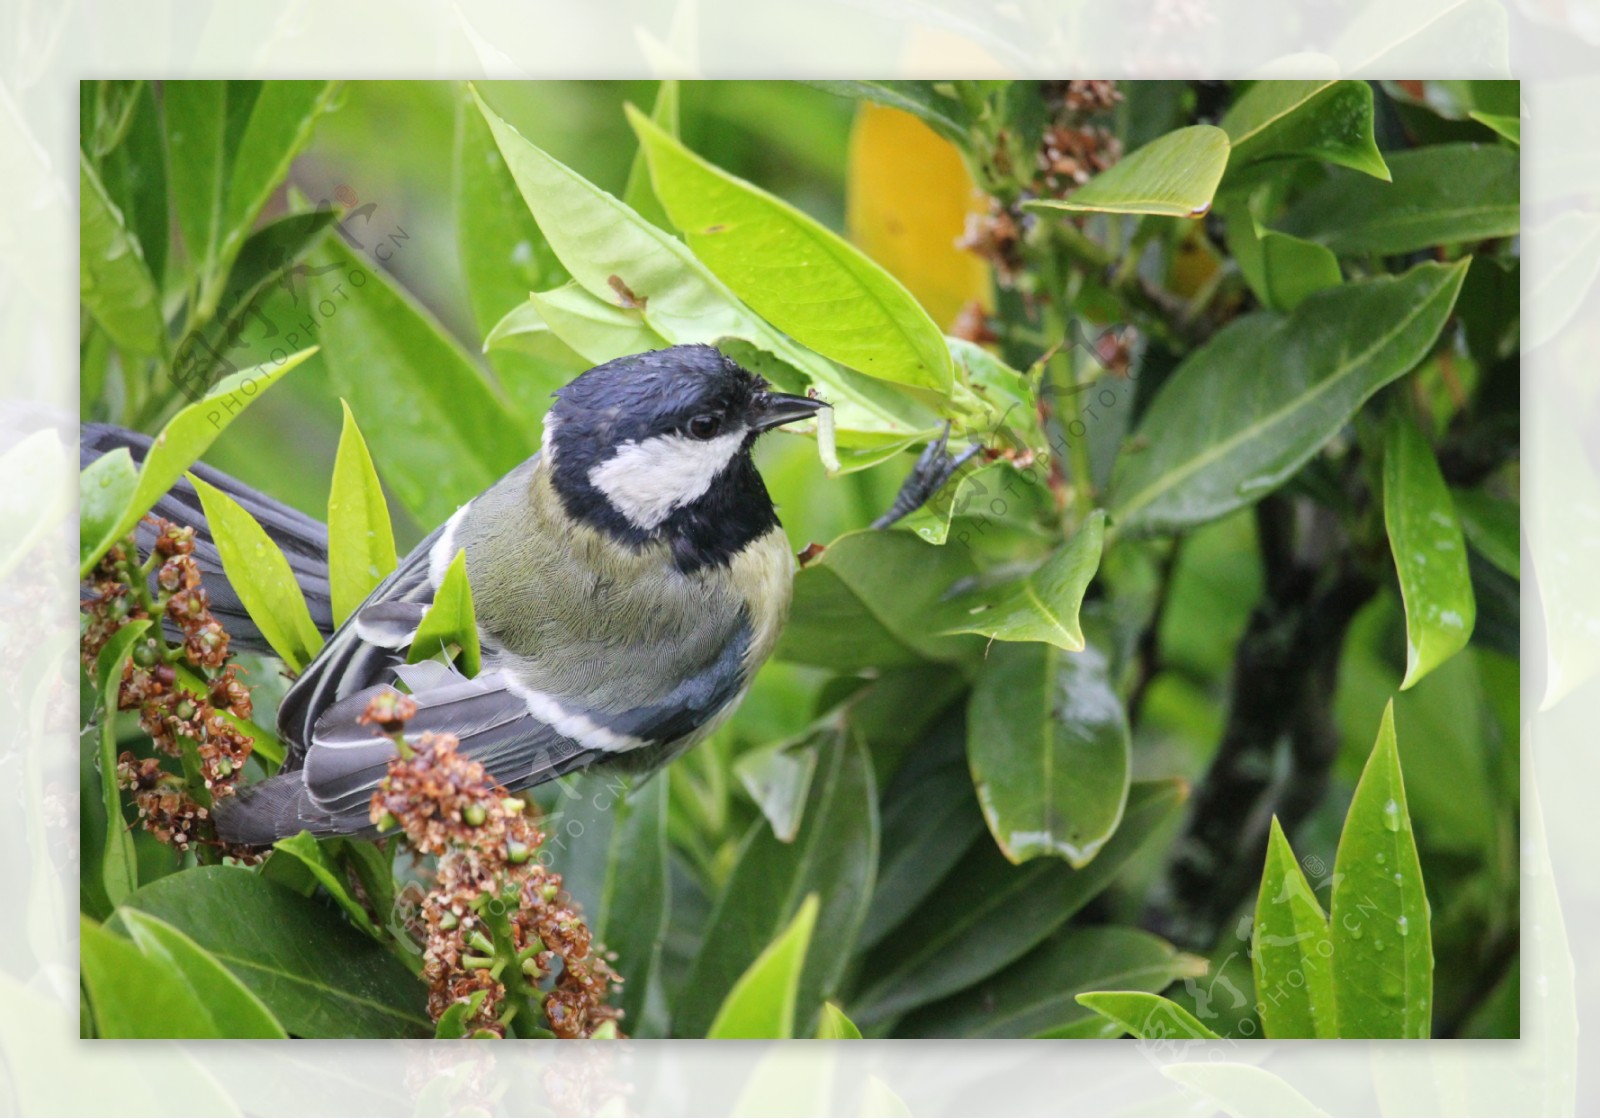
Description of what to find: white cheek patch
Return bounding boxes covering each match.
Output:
[588,429,746,530]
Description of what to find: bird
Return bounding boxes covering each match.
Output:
[89,344,829,843]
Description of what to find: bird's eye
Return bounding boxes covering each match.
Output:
[687,414,722,440]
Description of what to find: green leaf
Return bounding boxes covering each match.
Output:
[1252,818,1337,1039]
[271,832,383,940]
[79,153,164,356]
[1330,701,1433,1038]
[816,1001,863,1040]
[1112,260,1468,533]
[1027,126,1229,218]
[1075,991,1222,1040]
[119,865,431,1038]
[966,636,1131,866]
[806,80,970,144]
[1384,412,1476,689]
[483,299,586,368]
[79,916,224,1039]
[302,234,532,528]
[190,472,325,672]
[530,281,668,364]
[471,87,940,452]
[676,726,877,1038]
[630,105,953,395]
[453,82,571,425]
[706,895,820,1039]
[935,510,1105,650]
[79,350,315,576]
[1228,206,1343,314]
[541,774,670,1035]
[408,549,481,677]
[79,449,138,572]
[93,619,150,907]
[733,734,819,843]
[776,530,978,670]
[327,401,397,626]
[1280,143,1519,255]
[213,81,339,298]
[434,989,489,1039]
[1468,110,1520,145]
[120,910,289,1038]
[851,779,1187,1026]
[100,82,170,289]
[163,80,233,282]
[623,80,680,230]
[901,926,1204,1038]
[1452,488,1519,580]
[1222,80,1390,181]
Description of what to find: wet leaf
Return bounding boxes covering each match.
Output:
[1222,80,1390,181]
[1075,991,1222,1040]
[1384,412,1476,689]
[1112,261,1467,533]
[190,472,325,672]
[706,895,819,1039]
[1028,126,1229,218]
[630,105,953,395]
[966,636,1131,866]
[1252,817,1337,1038]
[1329,702,1433,1039]
[327,401,397,626]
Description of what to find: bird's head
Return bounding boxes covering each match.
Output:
[541,344,824,566]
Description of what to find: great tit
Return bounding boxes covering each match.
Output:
[90,344,826,843]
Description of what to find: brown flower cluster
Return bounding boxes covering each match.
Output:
[81,520,257,860]
[367,698,622,1040]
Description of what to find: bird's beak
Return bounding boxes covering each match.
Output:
[749,390,827,432]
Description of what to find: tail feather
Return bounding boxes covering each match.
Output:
[213,770,375,844]
[81,423,335,654]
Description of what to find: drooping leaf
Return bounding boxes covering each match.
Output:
[471,87,941,455]
[271,832,383,940]
[190,473,325,672]
[935,510,1105,650]
[408,549,481,677]
[733,734,819,843]
[79,448,138,572]
[541,774,670,1035]
[1222,80,1390,181]
[327,401,397,626]
[93,619,150,907]
[79,916,224,1039]
[453,82,571,425]
[1252,817,1337,1039]
[1468,110,1520,145]
[1452,488,1519,580]
[79,153,164,356]
[776,530,979,670]
[119,865,431,1038]
[1280,143,1519,255]
[706,895,820,1040]
[120,910,288,1038]
[1111,260,1468,533]
[1027,126,1230,218]
[1228,207,1343,314]
[1383,412,1476,689]
[966,636,1131,866]
[1075,991,1222,1040]
[901,926,1204,1039]
[483,298,587,370]
[816,1001,864,1040]
[851,779,1187,1026]
[79,350,315,577]
[630,105,953,395]
[1330,702,1433,1039]
[302,234,532,528]
[676,726,877,1038]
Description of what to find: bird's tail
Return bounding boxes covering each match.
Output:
[80,423,336,655]
[213,769,375,845]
